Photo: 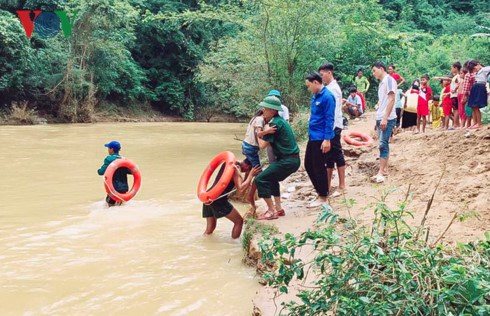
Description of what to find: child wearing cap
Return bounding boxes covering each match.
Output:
[97,141,131,207]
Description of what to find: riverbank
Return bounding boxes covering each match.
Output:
[247,112,490,315]
[0,102,243,125]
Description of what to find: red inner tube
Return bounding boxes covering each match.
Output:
[197,151,236,204]
[104,158,141,202]
[342,131,374,146]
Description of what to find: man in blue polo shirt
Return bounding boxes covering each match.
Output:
[304,72,336,208]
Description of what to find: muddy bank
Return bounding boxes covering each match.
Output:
[246,112,490,315]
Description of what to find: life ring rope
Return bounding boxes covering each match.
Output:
[203,188,237,205]
[203,164,241,205]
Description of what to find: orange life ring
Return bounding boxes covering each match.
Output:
[104,158,141,202]
[343,131,374,147]
[197,151,236,204]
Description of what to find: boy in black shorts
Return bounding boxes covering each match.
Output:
[203,159,260,239]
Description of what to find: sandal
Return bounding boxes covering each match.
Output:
[256,210,278,220]
[274,209,285,217]
[371,174,385,183]
[329,190,343,198]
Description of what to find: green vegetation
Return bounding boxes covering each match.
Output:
[242,217,278,252]
[1,0,489,121]
[258,192,490,315]
[290,109,310,143]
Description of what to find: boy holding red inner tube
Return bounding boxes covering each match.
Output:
[203,159,261,239]
[97,140,131,207]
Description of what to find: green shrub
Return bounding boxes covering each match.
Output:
[482,107,489,125]
[242,218,278,252]
[290,108,310,143]
[259,193,490,315]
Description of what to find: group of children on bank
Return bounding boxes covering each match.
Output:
[390,60,490,133]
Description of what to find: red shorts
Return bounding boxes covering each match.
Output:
[443,102,452,116]
[417,104,429,116]
[442,97,453,116]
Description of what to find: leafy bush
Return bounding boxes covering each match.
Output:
[290,108,309,143]
[259,192,490,315]
[242,218,278,252]
[482,107,489,125]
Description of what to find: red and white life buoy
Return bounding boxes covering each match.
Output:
[197,151,236,204]
[104,158,141,202]
[343,131,374,147]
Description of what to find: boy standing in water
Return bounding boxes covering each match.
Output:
[203,159,260,239]
[97,141,131,207]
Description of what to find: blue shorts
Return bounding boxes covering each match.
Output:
[242,141,260,167]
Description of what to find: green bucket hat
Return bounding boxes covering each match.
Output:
[259,96,282,111]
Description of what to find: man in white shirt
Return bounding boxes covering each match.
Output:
[371,62,397,183]
[318,63,346,197]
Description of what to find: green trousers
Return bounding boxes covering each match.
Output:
[255,156,300,198]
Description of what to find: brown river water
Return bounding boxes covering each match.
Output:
[0,122,258,315]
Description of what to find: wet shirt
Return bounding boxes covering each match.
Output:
[263,116,299,159]
[308,86,336,141]
[97,154,130,193]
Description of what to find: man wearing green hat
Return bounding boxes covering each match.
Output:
[266,89,290,165]
[267,89,290,122]
[255,96,300,220]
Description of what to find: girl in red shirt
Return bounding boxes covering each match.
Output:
[441,77,453,129]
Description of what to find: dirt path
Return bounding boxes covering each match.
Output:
[250,111,490,315]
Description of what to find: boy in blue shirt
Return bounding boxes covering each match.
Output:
[97,141,130,206]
